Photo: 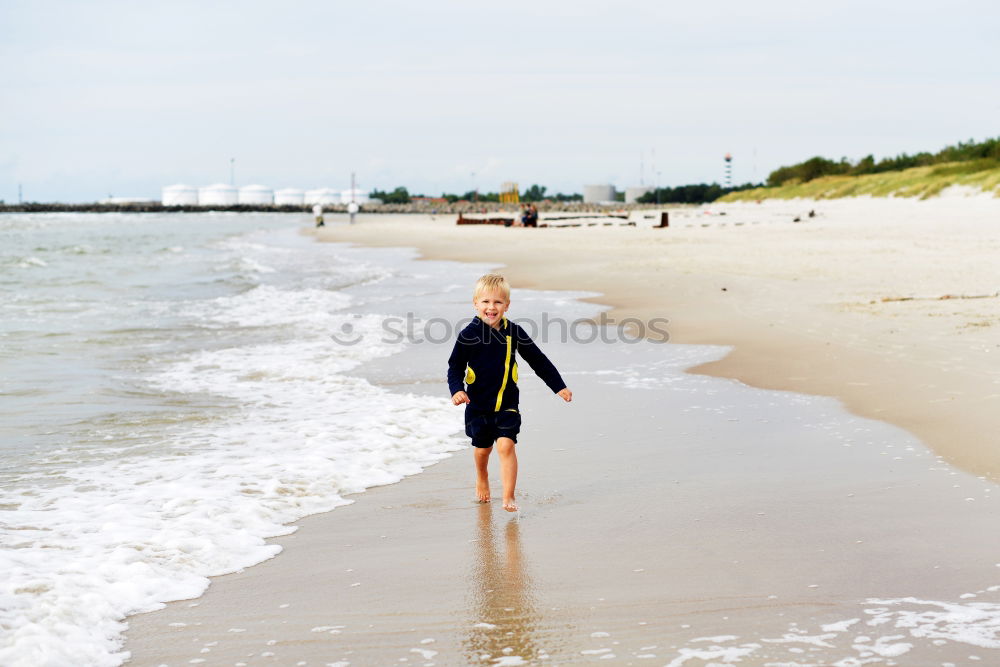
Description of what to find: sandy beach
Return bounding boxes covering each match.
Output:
[123,195,1000,666]
[319,195,1000,481]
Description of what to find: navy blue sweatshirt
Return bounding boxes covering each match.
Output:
[447,316,566,414]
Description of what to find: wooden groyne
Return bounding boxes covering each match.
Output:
[456,212,645,228]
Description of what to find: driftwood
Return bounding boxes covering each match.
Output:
[455,214,513,225]
[456,213,638,227]
[539,213,628,220]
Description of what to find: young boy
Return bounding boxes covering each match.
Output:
[447,274,572,511]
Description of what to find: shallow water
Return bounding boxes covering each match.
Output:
[0,213,471,665]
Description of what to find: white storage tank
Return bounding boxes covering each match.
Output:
[304,188,340,205]
[198,183,239,206]
[238,184,274,205]
[624,186,654,204]
[162,184,198,206]
[274,188,305,205]
[583,184,616,204]
[339,187,371,205]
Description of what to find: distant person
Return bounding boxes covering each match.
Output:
[526,203,539,227]
[313,203,325,227]
[447,274,572,511]
[522,203,540,226]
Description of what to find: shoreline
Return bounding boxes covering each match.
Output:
[121,203,1000,665]
[312,198,1000,481]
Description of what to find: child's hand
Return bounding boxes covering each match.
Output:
[557,388,572,402]
[452,391,470,406]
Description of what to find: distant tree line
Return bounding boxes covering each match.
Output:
[370,184,583,204]
[766,136,1000,187]
[636,182,761,204]
[518,184,582,202]
[369,187,413,204]
[372,181,758,205]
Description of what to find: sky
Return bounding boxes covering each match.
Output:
[1,0,998,202]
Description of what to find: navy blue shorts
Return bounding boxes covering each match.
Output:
[466,409,521,448]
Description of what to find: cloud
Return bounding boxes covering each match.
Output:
[2,0,998,200]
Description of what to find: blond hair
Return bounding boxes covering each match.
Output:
[473,273,511,301]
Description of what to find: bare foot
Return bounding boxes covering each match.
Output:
[503,498,518,512]
[476,479,490,503]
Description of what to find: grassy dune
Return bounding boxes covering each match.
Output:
[720,160,1000,202]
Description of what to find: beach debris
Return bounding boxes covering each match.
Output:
[455,212,635,227]
[456,214,515,225]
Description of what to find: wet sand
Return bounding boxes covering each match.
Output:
[124,197,1000,665]
[125,337,1000,665]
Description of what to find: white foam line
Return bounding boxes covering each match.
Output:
[0,280,463,666]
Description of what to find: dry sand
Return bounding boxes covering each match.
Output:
[124,195,1000,665]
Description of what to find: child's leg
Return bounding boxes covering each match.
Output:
[495,437,518,511]
[474,445,492,503]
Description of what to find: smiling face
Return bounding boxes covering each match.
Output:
[474,289,510,329]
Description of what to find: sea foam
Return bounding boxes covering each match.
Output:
[0,227,464,666]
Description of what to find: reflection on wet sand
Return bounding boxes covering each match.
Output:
[464,504,548,663]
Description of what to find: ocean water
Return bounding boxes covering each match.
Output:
[0,213,476,666]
